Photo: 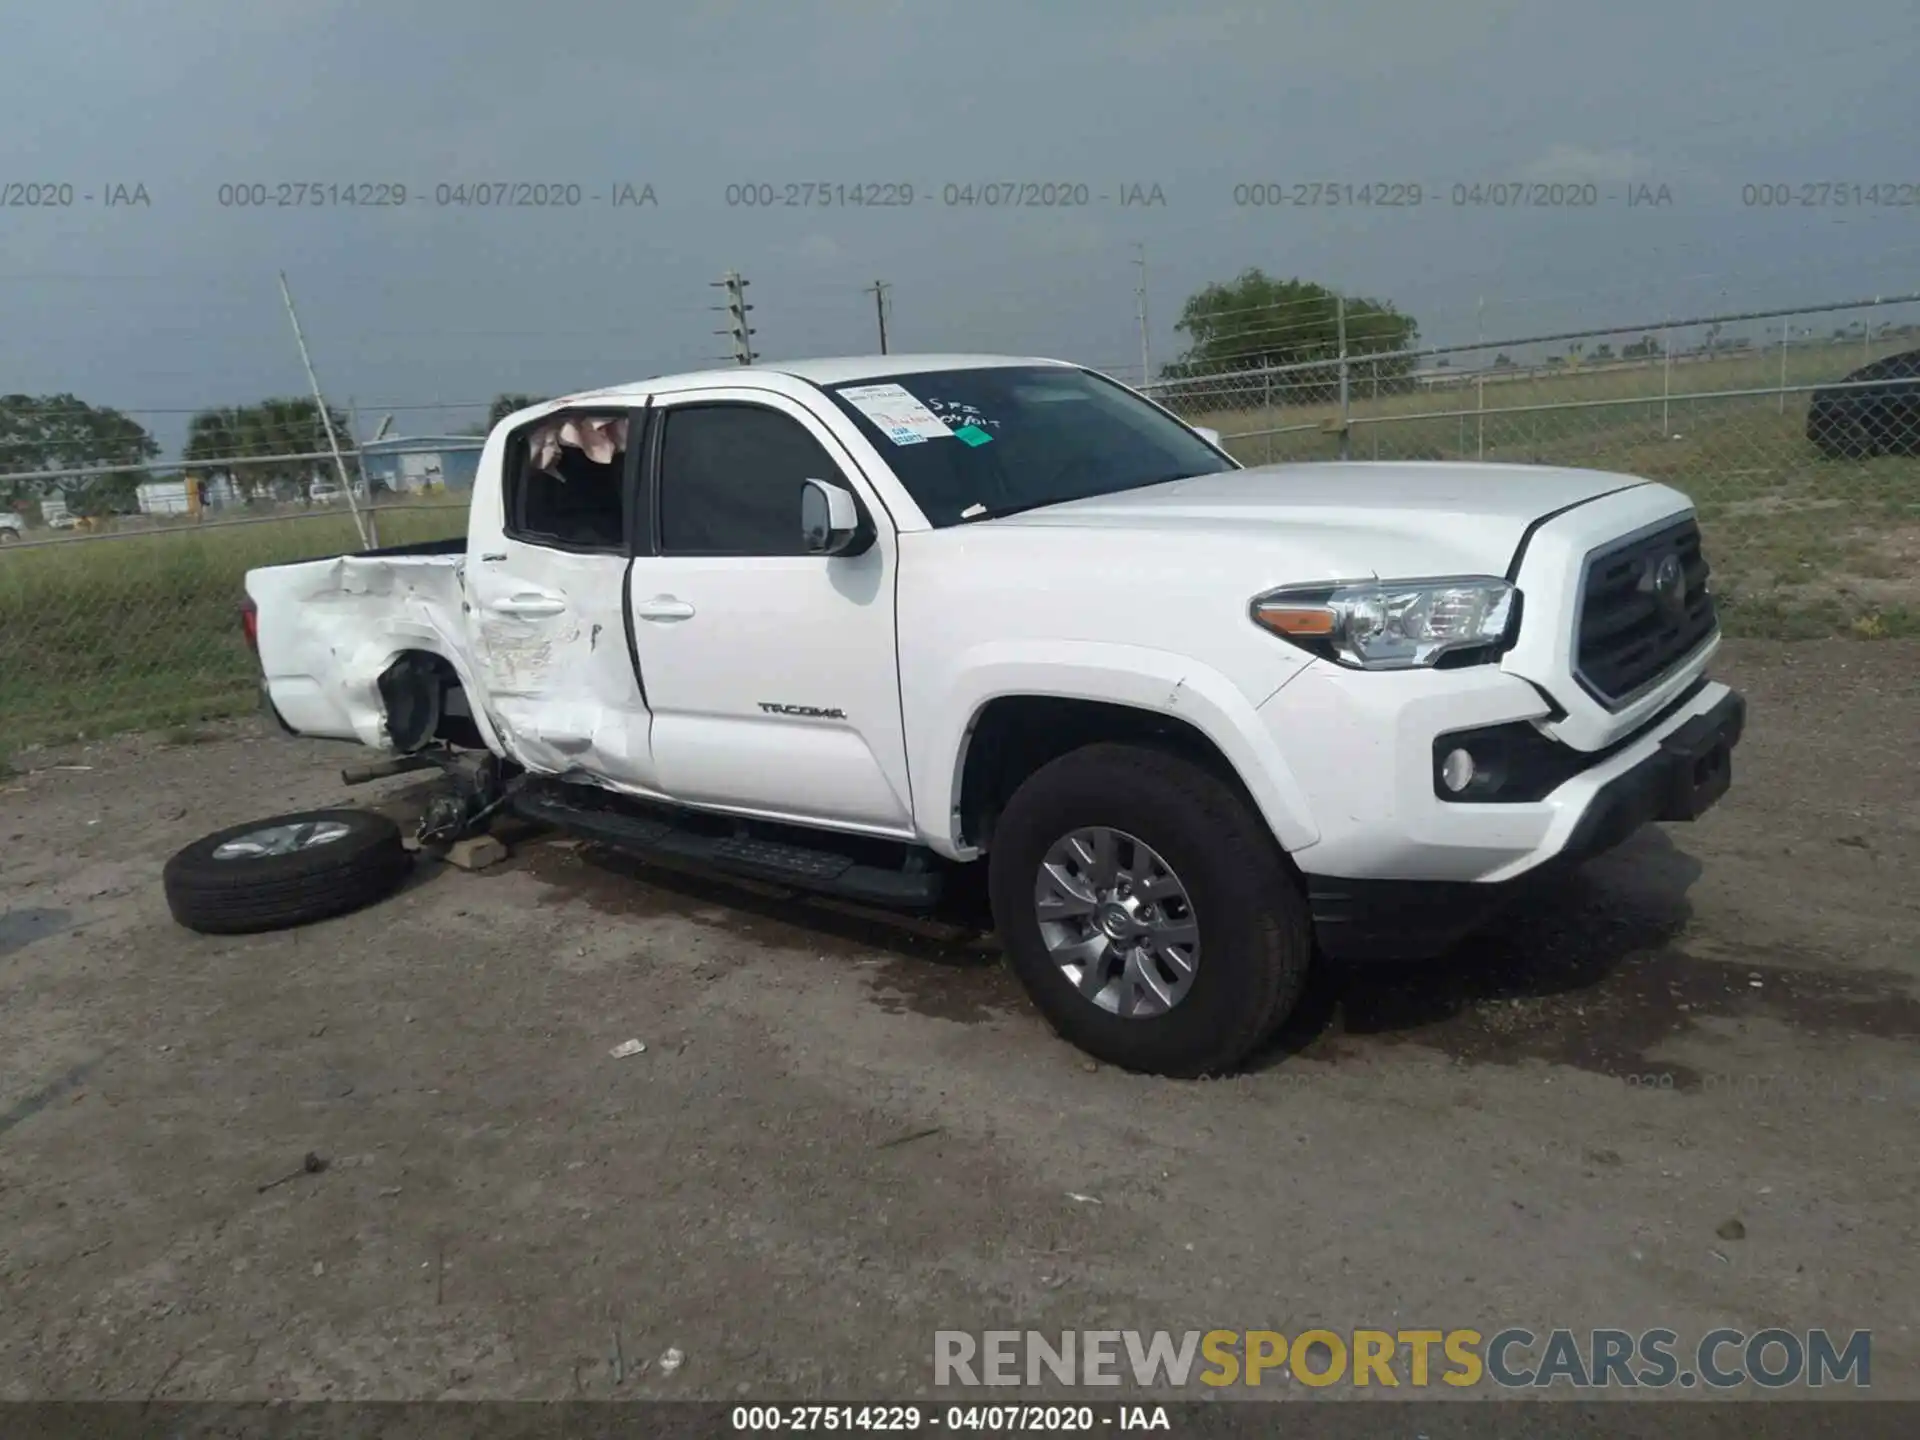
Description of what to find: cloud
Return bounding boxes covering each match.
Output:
[1517,145,1652,183]
[793,233,844,263]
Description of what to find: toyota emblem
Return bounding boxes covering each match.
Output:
[1650,552,1686,621]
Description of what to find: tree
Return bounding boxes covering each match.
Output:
[1622,334,1663,360]
[0,393,160,515]
[452,393,547,437]
[488,393,545,427]
[183,397,350,502]
[1162,271,1419,398]
[1492,353,1515,369]
[1590,343,1615,362]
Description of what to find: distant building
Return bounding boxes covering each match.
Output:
[356,435,484,495]
[138,474,243,515]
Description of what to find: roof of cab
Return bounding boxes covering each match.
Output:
[551,353,1075,407]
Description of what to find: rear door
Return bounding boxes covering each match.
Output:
[461,405,659,787]
[626,389,913,834]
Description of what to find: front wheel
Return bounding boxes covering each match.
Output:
[987,743,1311,1077]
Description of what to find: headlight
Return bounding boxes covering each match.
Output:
[1250,576,1517,669]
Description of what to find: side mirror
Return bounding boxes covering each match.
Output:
[1194,425,1223,448]
[801,477,861,555]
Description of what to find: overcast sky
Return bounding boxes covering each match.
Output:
[5,0,1917,451]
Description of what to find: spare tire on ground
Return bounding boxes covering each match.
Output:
[163,808,412,935]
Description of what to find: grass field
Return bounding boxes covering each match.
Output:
[1173,341,1920,642]
[4,345,1917,759]
[1,502,468,760]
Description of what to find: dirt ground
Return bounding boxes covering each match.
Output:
[2,639,1916,1404]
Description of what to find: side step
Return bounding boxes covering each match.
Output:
[509,778,945,910]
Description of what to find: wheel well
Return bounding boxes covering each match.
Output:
[956,696,1253,852]
[376,651,484,752]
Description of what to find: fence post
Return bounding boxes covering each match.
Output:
[1371,363,1379,459]
[347,398,379,549]
[1474,295,1485,459]
[1778,318,1790,414]
[1662,323,1672,437]
[1336,295,1350,461]
[1263,368,1274,464]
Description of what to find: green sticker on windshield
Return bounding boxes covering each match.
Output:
[953,424,993,446]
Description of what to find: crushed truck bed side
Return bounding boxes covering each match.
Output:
[247,552,480,750]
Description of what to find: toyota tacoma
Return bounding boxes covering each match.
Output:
[238,355,1743,1076]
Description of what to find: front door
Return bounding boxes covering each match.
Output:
[462,405,659,789]
[627,391,913,834]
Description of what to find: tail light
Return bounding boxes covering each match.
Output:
[240,595,260,654]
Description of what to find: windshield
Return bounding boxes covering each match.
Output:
[820,365,1237,527]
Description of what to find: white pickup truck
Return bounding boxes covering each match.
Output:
[240,354,1743,1076]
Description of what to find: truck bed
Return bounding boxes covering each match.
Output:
[247,545,471,748]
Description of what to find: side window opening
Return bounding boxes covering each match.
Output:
[507,412,630,551]
[657,404,850,557]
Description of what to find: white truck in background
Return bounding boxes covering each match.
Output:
[235,354,1744,1076]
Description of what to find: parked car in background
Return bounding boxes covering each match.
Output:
[0,512,22,542]
[1806,347,1920,458]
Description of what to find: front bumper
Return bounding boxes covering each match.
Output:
[1304,685,1745,961]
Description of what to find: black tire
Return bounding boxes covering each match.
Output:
[163,808,411,935]
[987,743,1311,1078]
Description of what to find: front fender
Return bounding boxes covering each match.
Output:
[911,641,1319,860]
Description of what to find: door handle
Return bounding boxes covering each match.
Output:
[634,596,696,622]
[490,594,567,617]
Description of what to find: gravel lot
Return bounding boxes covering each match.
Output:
[2,639,1916,1403]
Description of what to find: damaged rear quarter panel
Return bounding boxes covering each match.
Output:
[248,553,503,753]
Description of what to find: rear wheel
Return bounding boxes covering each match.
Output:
[987,743,1310,1077]
[163,808,411,934]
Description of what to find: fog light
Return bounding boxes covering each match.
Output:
[1440,747,1476,794]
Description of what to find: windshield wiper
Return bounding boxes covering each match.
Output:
[954,497,1073,524]
[954,471,1206,525]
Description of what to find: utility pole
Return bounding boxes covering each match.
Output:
[1133,245,1151,385]
[278,271,369,550]
[711,270,757,365]
[865,280,891,353]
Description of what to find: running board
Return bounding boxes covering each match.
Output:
[508,779,945,910]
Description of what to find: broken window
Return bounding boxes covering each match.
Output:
[507,412,630,551]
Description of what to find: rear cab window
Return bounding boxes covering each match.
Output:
[504,411,632,552]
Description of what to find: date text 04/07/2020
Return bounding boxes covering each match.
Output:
[721,182,1167,208]
[727,1404,1170,1431]
[211,182,658,208]
[1229,180,1675,207]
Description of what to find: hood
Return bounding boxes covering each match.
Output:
[983,461,1648,579]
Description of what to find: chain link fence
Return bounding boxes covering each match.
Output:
[5,295,1918,758]
[1143,295,1920,643]
[1,455,473,757]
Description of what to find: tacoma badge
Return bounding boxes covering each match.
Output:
[758,702,847,719]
